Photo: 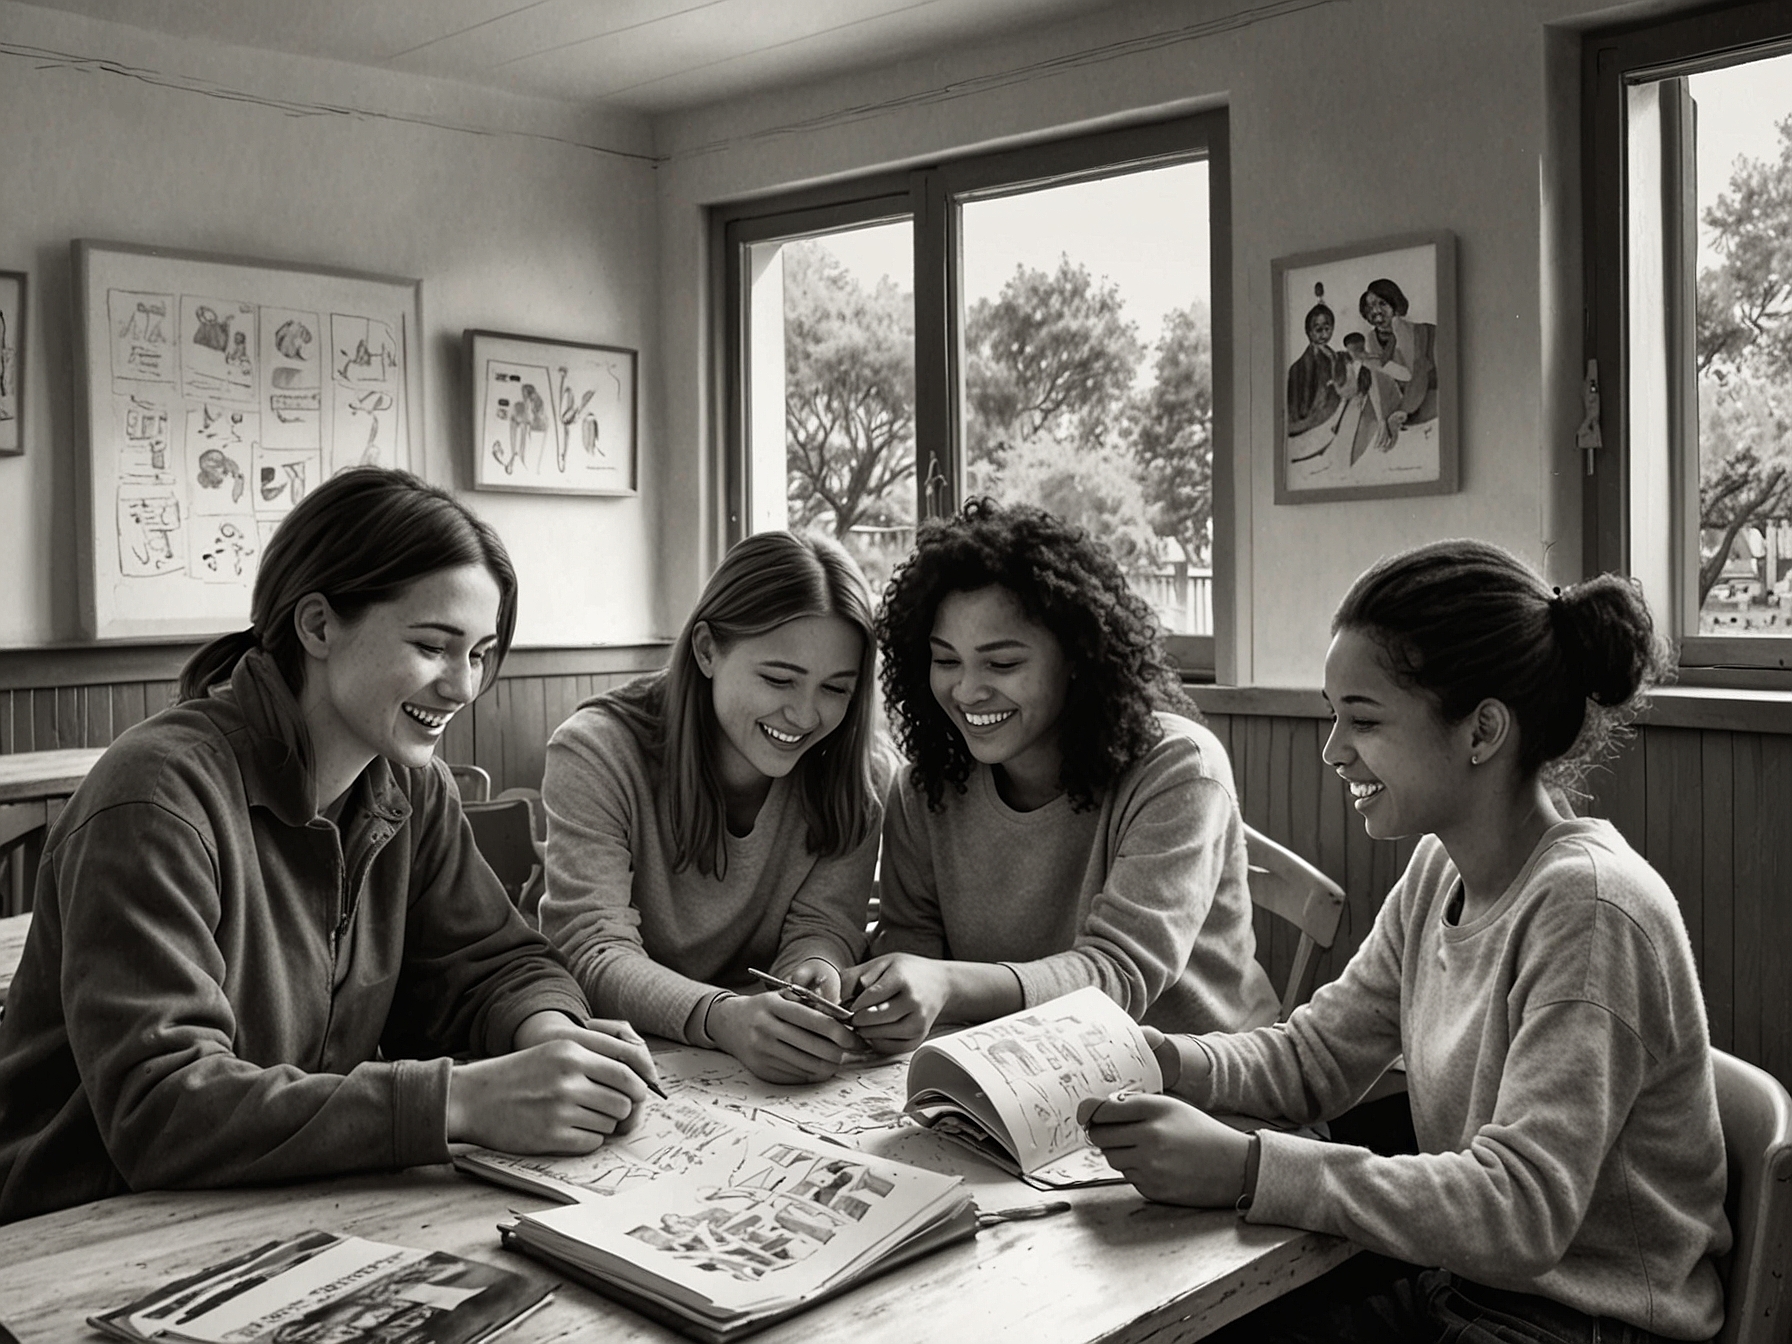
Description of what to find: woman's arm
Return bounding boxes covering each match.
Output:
[537,715,719,1041]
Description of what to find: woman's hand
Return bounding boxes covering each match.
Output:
[512,1010,663,1121]
[782,957,845,1005]
[708,992,860,1085]
[446,1030,650,1154]
[844,952,954,1054]
[1140,1025,1212,1096]
[1081,1093,1252,1207]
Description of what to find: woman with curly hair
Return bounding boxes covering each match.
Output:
[540,531,884,1085]
[845,499,1278,1053]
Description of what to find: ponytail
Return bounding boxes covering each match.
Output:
[178,627,261,702]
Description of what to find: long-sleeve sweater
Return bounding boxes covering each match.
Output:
[538,697,880,1043]
[872,713,1278,1033]
[1185,819,1729,1341]
[0,651,590,1225]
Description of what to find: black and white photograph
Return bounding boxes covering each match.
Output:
[2,6,1791,1344]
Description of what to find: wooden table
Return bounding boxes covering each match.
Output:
[0,747,106,915]
[0,1032,1355,1342]
[0,1164,1351,1343]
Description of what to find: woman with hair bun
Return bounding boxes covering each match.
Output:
[540,531,884,1086]
[1087,539,1729,1343]
[0,468,658,1225]
[846,499,1277,1054]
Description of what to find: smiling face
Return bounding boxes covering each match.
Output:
[1322,627,1473,841]
[1306,311,1335,346]
[696,614,863,795]
[297,563,501,809]
[929,585,1071,804]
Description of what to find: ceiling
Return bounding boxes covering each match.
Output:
[14,0,1131,114]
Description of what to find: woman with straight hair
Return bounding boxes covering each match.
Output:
[846,499,1277,1053]
[540,531,885,1084]
[0,467,657,1225]
[1086,539,1729,1343]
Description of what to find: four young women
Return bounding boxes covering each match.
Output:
[0,467,1733,1344]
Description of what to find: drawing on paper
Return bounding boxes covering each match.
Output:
[75,242,418,638]
[467,331,638,495]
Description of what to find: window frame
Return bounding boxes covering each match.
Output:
[714,110,1232,679]
[1583,1,1792,681]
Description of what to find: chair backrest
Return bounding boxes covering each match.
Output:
[1712,1048,1792,1344]
[463,796,543,920]
[1243,824,1347,1021]
[447,763,491,804]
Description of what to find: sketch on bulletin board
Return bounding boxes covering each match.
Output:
[0,270,23,456]
[73,240,422,639]
[467,330,637,496]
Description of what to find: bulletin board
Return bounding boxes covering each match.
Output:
[72,239,423,639]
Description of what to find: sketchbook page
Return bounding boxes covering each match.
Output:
[457,1095,770,1204]
[653,1045,915,1143]
[515,1125,968,1320]
[907,986,1162,1173]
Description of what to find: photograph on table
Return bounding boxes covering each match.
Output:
[0,269,24,455]
[467,330,638,496]
[1272,230,1457,504]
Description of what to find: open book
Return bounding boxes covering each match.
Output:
[458,1095,974,1342]
[904,986,1163,1187]
[88,1230,550,1343]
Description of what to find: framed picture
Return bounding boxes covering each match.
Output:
[467,330,637,496]
[1273,230,1457,504]
[0,270,23,456]
[72,239,423,638]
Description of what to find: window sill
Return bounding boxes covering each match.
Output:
[1184,682,1792,736]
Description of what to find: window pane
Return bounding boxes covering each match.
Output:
[959,163,1213,635]
[743,222,916,596]
[1689,54,1792,637]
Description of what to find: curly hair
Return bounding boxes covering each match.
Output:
[877,498,1194,812]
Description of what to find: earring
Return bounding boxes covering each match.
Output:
[1470,754,1480,766]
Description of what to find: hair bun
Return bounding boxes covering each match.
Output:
[1551,575,1663,707]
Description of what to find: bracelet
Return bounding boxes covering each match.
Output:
[1235,1132,1262,1213]
[701,990,738,1046]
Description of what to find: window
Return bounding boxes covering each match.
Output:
[718,113,1231,675]
[1585,3,1792,677]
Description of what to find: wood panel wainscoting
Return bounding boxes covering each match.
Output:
[1194,685,1792,1092]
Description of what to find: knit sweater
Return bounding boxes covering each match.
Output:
[538,697,881,1043]
[873,713,1278,1033]
[1188,819,1729,1340]
[0,651,590,1224]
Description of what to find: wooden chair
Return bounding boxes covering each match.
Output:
[1712,1048,1792,1344]
[1242,823,1346,1022]
[463,796,544,922]
[446,763,491,804]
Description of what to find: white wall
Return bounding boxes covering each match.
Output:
[0,0,662,647]
[651,0,1632,686]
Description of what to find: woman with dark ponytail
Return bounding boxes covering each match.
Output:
[0,468,658,1224]
[1088,539,1730,1343]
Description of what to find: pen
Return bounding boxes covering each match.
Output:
[977,1200,1072,1228]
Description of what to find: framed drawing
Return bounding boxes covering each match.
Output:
[73,239,422,639]
[0,270,23,456]
[467,330,637,496]
[1273,230,1457,504]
